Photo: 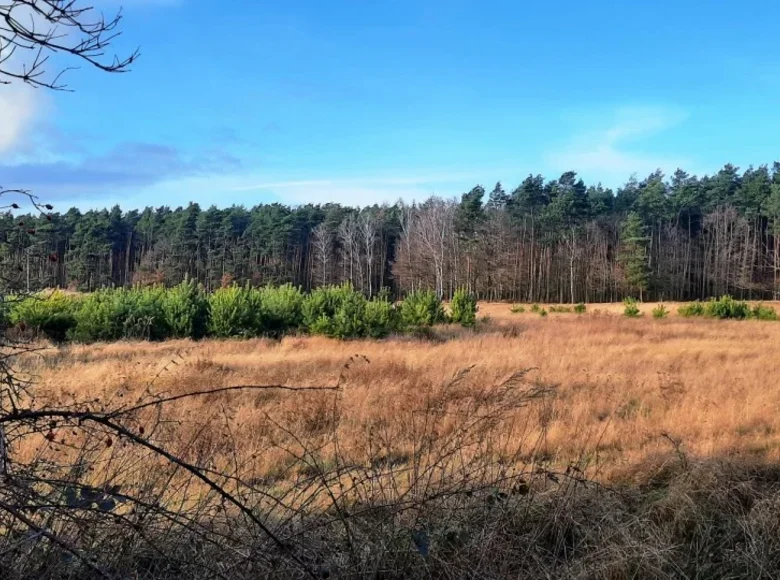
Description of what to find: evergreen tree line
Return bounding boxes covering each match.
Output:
[8,162,780,302]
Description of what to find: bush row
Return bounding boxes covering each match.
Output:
[677,295,778,320]
[7,283,478,343]
[508,296,777,321]
[512,303,587,316]
[618,295,778,320]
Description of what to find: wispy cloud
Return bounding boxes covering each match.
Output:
[1,141,241,199]
[545,106,691,185]
[57,166,505,210]
[225,171,491,206]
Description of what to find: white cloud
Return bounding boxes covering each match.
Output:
[105,169,489,210]
[224,171,488,206]
[0,85,41,155]
[546,106,691,185]
[245,181,436,207]
[602,106,687,143]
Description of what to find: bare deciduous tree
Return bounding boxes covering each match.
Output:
[337,213,359,289]
[414,198,455,299]
[311,222,333,287]
[359,209,378,297]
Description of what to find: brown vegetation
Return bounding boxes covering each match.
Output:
[17,302,780,477]
[5,305,780,578]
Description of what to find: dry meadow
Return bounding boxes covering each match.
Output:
[15,302,780,480]
[7,303,780,579]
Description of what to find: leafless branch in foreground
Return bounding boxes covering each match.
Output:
[0,0,138,89]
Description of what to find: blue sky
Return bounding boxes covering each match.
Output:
[3,0,780,210]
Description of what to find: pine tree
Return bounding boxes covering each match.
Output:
[455,186,485,293]
[486,182,510,210]
[620,212,650,300]
[455,186,485,237]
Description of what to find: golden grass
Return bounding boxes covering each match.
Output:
[13,302,780,484]
[8,304,780,578]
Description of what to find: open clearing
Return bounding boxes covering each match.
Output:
[19,302,780,481]
[8,302,780,578]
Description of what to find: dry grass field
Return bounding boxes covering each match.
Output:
[7,303,780,578]
[17,301,780,480]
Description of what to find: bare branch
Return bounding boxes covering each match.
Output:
[0,0,138,89]
[0,388,339,578]
[0,499,110,577]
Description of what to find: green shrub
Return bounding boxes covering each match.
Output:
[678,301,704,317]
[302,284,376,338]
[207,285,262,338]
[623,297,641,318]
[750,303,778,321]
[161,279,208,339]
[62,295,101,342]
[376,287,393,303]
[122,286,169,340]
[450,288,478,327]
[530,303,541,313]
[538,308,548,317]
[703,295,750,320]
[15,282,465,344]
[303,284,355,331]
[652,304,669,319]
[549,305,572,313]
[70,288,168,342]
[676,297,770,320]
[510,304,525,314]
[400,290,447,328]
[307,314,332,336]
[574,303,587,314]
[9,291,78,342]
[364,298,399,338]
[328,290,368,339]
[260,284,304,335]
[302,287,334,331]
[69,289,125,342]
